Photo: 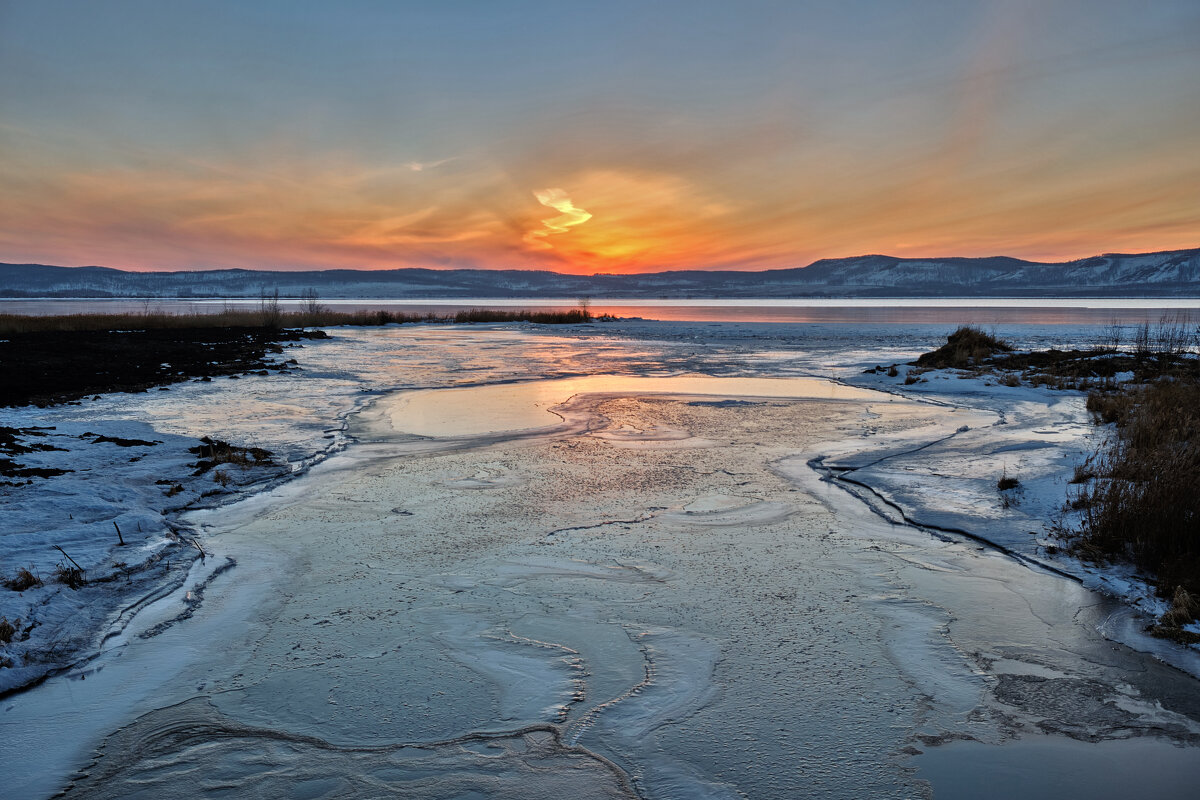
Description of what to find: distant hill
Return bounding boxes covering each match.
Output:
[2,248,1199,298]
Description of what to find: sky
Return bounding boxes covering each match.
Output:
[1,1,1198,274]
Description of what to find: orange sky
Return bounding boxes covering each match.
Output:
[1,2,1198,274]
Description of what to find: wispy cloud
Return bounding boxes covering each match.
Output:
[523,188,592,250]
[404,157,457,172]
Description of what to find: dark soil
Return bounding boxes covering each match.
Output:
[989,350,1200,382]
[0,426,71,481]
[0,326,328,407]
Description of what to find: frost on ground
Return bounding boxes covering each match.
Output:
[3,319,1197,700]
[0,420,290,689]
[10,381,1200,800]
[846,356,1200,668]
[0,322,719,693]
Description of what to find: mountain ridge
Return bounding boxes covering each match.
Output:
[2,247,1199,298]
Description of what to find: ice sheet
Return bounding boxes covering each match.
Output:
[4,321,1200,799]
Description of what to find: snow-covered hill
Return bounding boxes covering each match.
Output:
[2,247,1199,298]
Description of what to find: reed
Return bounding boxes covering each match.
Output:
[0,304,598,334]
[1067,380,1200,607]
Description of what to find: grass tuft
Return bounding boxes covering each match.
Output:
[4,567,42,592]
[1063,380,1200,621]
[0,617,15,644]
[916,326,1012,369]
[53,562,85,590]
[189,436,274,475]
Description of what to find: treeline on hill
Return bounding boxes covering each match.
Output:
[914,322,1200,637]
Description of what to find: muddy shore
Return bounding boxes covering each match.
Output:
[0,326,328,407]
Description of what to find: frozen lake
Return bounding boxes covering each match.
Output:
[4,296,1200,324]
[3,321,1200,798]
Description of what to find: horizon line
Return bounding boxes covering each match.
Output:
[5,244,1200,276]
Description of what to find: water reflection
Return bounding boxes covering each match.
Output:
[3,297,1198,325]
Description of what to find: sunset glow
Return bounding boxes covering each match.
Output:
[1,2,1197,274]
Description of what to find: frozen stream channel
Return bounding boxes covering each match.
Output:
[3,325,1200,798]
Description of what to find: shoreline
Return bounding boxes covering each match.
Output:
[5,323,1198,694]
[6,374,1199,797]
[4,322,1200,797]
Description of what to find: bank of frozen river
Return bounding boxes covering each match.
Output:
[3,323,1200,798]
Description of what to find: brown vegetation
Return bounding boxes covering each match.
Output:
[454,307,593,324]
[909,317,1200,392]
[0,617,15,644]
[0,308,416,334]
[910,322,1200,631]
[0,325,327,407]
[0,304,598,335]
[189,437,275,475]
[1064,379,1200,633]
[1,304,600,407]
[53,563,85,590]
[4,567,42,592]
[915,326,1012,369]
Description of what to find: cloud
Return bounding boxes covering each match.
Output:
[404,157,457,172]
[522,188,592,250]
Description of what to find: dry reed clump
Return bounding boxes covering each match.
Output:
[4,567,42,592]
[0,308,428,334]
[454,308,593,324]
[1159,587,1200,629]
[0,616,16,644]
[1069,459,1096,485]
[1065,380,1200,624]
[0,304,599,335]
[916,326,1013,369]
[189,437,274,475]
[1085,391,1134,425]
[53,562,85,590]
[997,471,1022,509]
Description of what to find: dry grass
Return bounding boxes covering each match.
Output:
[0,305,598,334]
[1086,390,1135,425]
[453,308,592,324]
[0,308,431,333]
[1159,586,1200,628]
[1069,459,1096,485]
[4,567,42,592]
[53,563,85,590]
[1065,380,1200,619]
[997,471,1022,509]
[0,616,15,644]
[916,326,1012,369]
[189,436,274,475]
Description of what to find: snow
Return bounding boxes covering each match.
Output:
[2,319,1197,698]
